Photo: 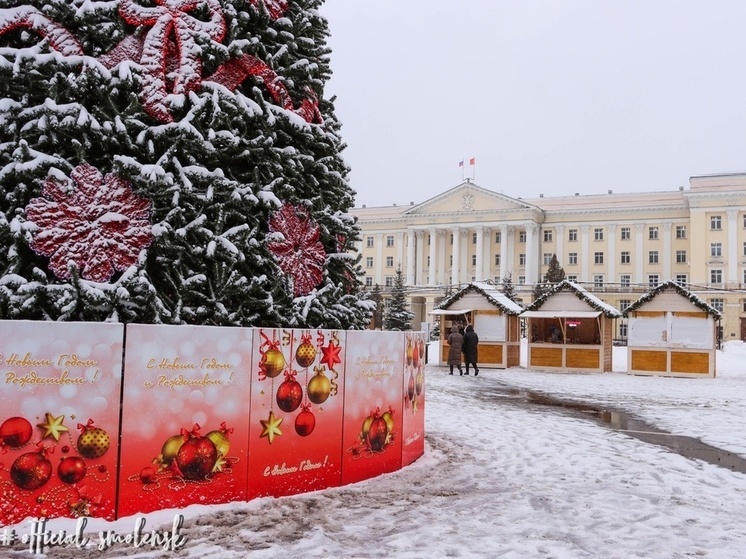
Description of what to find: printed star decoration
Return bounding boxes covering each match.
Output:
[259,411,283,444]
[320,341,342,369]
[37,412,69,442]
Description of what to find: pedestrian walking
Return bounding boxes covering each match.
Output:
[446,324,464,376]
[462,324,479,376]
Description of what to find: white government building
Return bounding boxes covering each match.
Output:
[350,172,746,343]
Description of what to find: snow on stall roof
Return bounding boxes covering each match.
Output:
[435,281,523,315]
[525,279,622,318]
[622,279,722,319]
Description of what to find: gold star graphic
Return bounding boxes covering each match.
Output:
[212,455,228,473]
[259,411,283,444]
[37,412,69,442]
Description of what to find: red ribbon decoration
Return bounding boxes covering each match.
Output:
[77,418,96,432]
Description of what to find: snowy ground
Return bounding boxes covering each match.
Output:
[5,342,746,558]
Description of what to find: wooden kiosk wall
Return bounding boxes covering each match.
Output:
[526,315,614,373]
[439,310,520,369]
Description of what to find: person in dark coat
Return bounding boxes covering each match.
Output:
[446,324,463,376]
[462,324,479,376]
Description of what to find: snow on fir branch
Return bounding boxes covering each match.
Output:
[622,280,722,319]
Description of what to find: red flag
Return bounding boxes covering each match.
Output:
[469,157,476,166]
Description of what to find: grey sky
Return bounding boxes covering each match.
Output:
[321,1,746,207]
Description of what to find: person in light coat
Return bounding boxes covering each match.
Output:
[446,324,464,376]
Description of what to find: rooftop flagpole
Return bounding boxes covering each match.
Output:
[459,159,464,181]
[469,157,476,181]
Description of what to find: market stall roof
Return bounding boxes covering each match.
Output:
[622,280,722,319]
[433,282,523,315]
[524,280,621,318]
[520,310,601,319]
[429,309,474,316]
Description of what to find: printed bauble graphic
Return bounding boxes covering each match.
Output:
[11,449,53,490]
[77,421,110,459]
[140,466,157,484]
[205,427,231,458]
[294,404,316,437]
[160,434,187,468]
[412,341,420,368]
[407,372,416,401]
[276,371,303,413]
[261,347,286,378]
[295,339,317,368]
[176,436,218,480]
[416,371,425,396]
[58,456,87,485]
[367,414,388,451]
[0,416,33,448]
[406,339,413,367]
[307,369,331,404]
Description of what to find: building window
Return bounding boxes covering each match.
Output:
[427,234,431,245]
[365,276,373,287]
[594,252,604,264]
[366,257,373,268]
[711,243,722,258]
[544,230,553,242]
[711,215,722,230]
[620,274,631,287]
[366,236,374,248]
[386,235,394,247]
[519,231,526,243]
[471,255,477,265]
[495,231,501,243]
[568,253,578,265]
[710,269,723,284]
[648,226,658,240]
[648,274,659,287]
[743,298,746,312]
[676,225,687,239]
[567,274,578,282]
[594,228,604,241]
[427,256,430,267]
[743,241,746,257]
[495,254,501,266]
[648,251,659,264]
[710,298,724,312]
[676,250,687,264]
[620,227,631,240]
[568,229,578,242]
[593,275,604,288]
[449,255,453,265]
[386,256,394,267]
[619,299,631,312]
[675,274,687,285]
[385,276,394,287]
[620,251,630,264]
[543,253,552,265]
[518,276,526,285]
[519,253,526,265]
[619,323,628,338]
[472,232,477,244]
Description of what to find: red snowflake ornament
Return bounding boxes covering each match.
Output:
[26,164,153,283]
[0,7,83,56]
[267,204,326,296]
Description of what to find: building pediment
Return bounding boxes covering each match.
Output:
[404,181,541,217]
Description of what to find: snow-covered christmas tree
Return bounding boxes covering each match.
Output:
[0,0,372,329]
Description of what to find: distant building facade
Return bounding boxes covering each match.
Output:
[350,173,746,342]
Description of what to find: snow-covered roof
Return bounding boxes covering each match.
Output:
[524,280,622,318]
[622,280,722,319]
[434,282,523,315]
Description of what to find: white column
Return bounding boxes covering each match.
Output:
[662,222,672,282]
[458,229,468,285]
[482,227,492,281]
[727,210,738,284]
[438,230,447,284]
[406,230,415,285]
[635,223,645,284]
[428,227,437,285]
[475,225,484,282]
[396,232,405,273]
[375,233,384,285]
[555,225,565,268]
[499,225,508,280]
[525,223,539,284]
[607,224,616,285]
[451,226,460,285]
[415,231,425,286]
[506,226,515,280]
[580,225,590,283]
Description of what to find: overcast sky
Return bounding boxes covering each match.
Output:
[320,1,746,208]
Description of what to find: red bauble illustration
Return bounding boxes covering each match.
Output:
[58,456,87,485]
[176,436,218,480]
[140,466,157,484]
[294,404,316,437]
[367,415,388,452]
[276,371,303,413]
[11,450,53,490]
[412,342,420,368]
[0,416,33,448]
[407,372,416,402]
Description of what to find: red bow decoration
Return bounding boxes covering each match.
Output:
[77,418,96,432]
[180,423,201,438]
[219,421,234,435]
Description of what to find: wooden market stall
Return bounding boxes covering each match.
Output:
[622,280,721,378]
[521,280,621,373]
[431,282,523,369]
